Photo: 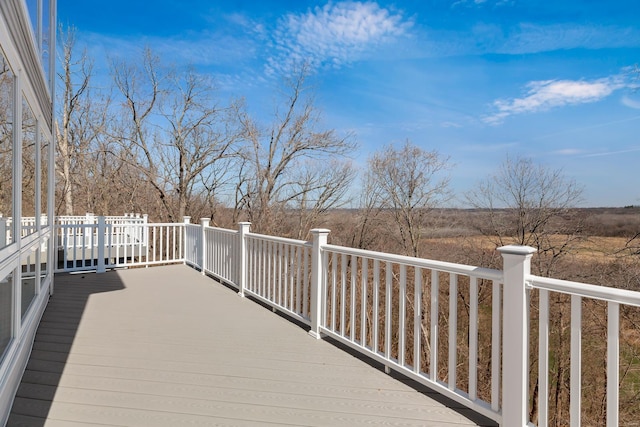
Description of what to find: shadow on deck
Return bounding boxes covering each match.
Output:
[7,265,496,426]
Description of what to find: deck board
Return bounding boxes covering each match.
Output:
[7,265,491,426]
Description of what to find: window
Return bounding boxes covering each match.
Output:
[0,51,13,248]
[40,131,48,226]
[0,270,13,359]
[25,0,38,42]
[39,236,48,289]
[25,0,53,91]
[21,97,36,234]
[21,247,38,318]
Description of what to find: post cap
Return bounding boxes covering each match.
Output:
[310,228,331,234]
[497,245,537,256]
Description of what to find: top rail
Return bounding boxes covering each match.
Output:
[529,274,640,307]
[209,226,238,236]
[323,243,503,281]
[246,232,310,247]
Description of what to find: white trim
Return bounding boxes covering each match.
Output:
[0,1,55,424]
[0,281,48,426]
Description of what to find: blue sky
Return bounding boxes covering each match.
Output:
[58,0,640,207]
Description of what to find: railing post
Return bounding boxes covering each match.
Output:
[498,245,537,427]
[237,222,251,297]
[309,228,330,339]
[97,216,106,273]
[200,218,210,275]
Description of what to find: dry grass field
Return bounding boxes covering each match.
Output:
[320,206,640,287]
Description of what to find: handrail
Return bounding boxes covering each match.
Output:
[208,225,237,235]
[323,243,503,281]
[529,275,640,307]
[246,231,310,247]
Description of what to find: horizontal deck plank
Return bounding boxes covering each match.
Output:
[8,265,488,426]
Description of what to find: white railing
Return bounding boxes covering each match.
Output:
[54,214,148,256]
[527,275,640,427]
[0,215,48,245]
[184,222,201,268]
[55,222,101,272]
[244,231,312,324]
[140,223,184,267]
[52,218,640,427]
[203,222,240,287]
[55,218,182,272]
[318,242,504,422]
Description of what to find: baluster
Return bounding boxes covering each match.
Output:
[361,258,368,346]
[570,294,582,427]
[448,273,457,390]
[607,301,619,427]
[373,259,380,354]
[539,288,549,426]
[331,251,337,331]
[469,276,478,400]
[430,269,439,382]
[414,268,422,374]
[399,264,406,366]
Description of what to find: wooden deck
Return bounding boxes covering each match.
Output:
[7,265,493,427]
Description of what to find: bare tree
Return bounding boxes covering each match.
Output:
[366,140,451,257]
[349,169,385,251]
[0,54,14,222]
[466,155,584,276]
[289,159,355,239]
[111,49,240,221]
[55,25,94,215]
[235,67,356,235]
[466,155,585,424]
[21,100,37,218]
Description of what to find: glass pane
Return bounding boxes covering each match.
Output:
[0,52,13,248]
[40,132,48,226]
[21,248,38,318]
[40,236,48,289]
[26,0,38,42]
[0,271,13,359]
[22,98,36,236]
[42,0,51,80]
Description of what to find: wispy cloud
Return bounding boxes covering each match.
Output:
[553,148,584,156]
[452,0,514,8]
[418,23,640,59]
[532,114,640,139]
[497,23,640,54]
[441,121,462,128]
[622,95,640,109]
[484,76,626,124]
[266,2,413,75]
[583,147,640,157]
[81,29,258,69]
[459,142,519,152]
[74,27,268,96]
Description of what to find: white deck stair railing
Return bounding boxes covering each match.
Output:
[52,217,640,427]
